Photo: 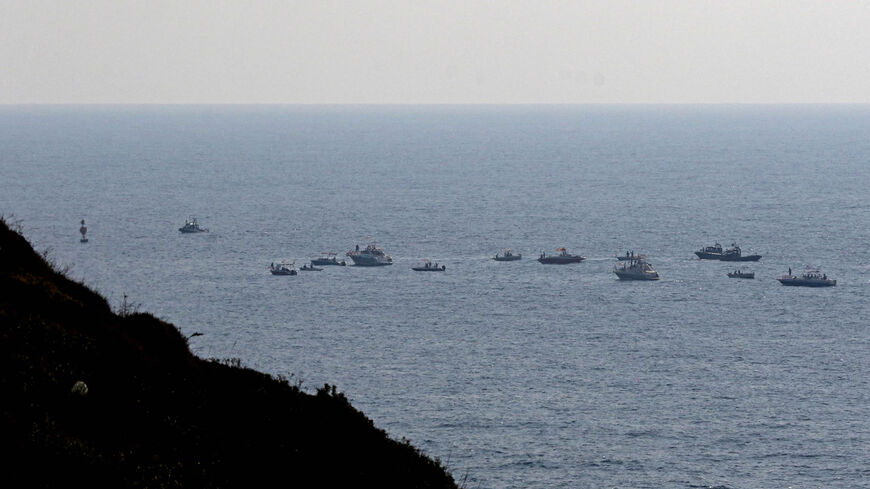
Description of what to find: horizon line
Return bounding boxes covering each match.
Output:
[3,102,870,107]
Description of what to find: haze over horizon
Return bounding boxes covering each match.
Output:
[2,0,869,104]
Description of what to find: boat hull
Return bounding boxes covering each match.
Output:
[538,256,584,264]
[778,278,835,287]
[270,270,297,276]
[493,255,521,261]
[348,257,392,266]
[412,267,445,272]
[311,259,345,266]
[614,271,660,281]
[727,273,755,279]
[695,251,761,261]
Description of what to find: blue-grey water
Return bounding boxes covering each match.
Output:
[2,105,869,488]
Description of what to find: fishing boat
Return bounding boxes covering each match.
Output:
[695,242,760,261]
[538,248,585,264]
[493,249,521,261]
[727,270,755,279]
[79,219,88,243]
[269,262,297,276]
[778,267,835,287]
[299,263,323,272]
[412,260,445,271]
[179,216,208,233]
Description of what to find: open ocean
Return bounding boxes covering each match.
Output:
[2,105,869,489]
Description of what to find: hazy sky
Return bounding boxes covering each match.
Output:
[2,0,869,104]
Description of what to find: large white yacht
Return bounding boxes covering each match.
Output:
[347,242,393,266]
[614,255,660,281]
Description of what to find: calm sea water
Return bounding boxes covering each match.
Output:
[2,105,869,489]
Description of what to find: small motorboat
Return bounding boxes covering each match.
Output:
[412,260,445,271]
[727,270,755,279]
[299,262,323,272]
[493,249,521,261]
[311,252,346,266]
[79,219,88,243]
[538,248,585,264]
[179,216,208,233]
[269,262,297,276]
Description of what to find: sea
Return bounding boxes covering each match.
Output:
[1,105,869,489]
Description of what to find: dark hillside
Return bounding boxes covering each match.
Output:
[0,218,458,489]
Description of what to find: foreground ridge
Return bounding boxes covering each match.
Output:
[0,218,457,489]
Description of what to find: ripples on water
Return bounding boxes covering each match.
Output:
[2,105,869,489]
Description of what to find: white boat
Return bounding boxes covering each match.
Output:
[179,216,208,233]
[614,255,660,281]
[347,242,393,266]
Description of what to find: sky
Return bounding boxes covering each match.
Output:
[2,0,869,104]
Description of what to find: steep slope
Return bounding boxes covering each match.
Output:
[0,219,457,489]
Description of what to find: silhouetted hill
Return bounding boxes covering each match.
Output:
[0,218,458,489]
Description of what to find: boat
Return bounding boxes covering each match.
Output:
[614,255,660,280]
[727,270,755,279]
[347,242,393,266]
[694,242,760,261]
[778,267,836,287]
[493,249,521,261]
[269,262,297,276]
[179,216,208,233]
[79,219,88,243]
[311,252,346,266]
[412,260,445,271]
[537,247,585,264]
[299,263,323,272]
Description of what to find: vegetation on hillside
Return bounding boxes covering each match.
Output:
[0,218,458,488]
